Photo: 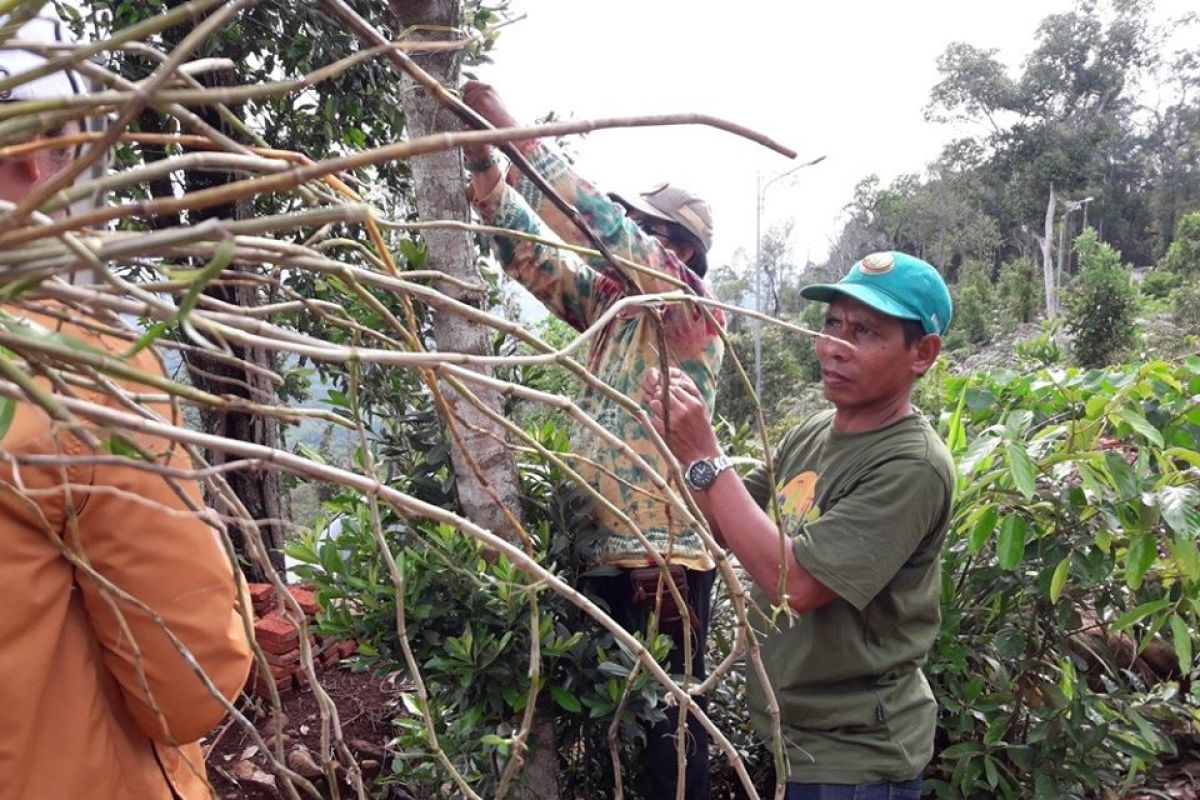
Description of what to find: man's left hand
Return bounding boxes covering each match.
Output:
[642,367,722,464]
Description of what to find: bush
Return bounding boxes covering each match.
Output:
[1139,269,1182,301]
[997,258,1042,326]
[950,260,997,346]
[1173,281,1200,333]
[929,358,1200,798]
[1160,210,1200,276]
[1063,230,1138,367]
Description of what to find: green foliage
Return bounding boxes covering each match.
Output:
[997,259,1042,326]
[1064,230,1138,367]
[1013,323,1062,367]
[947,260,997,348]
[1139,269,1183,301]
[713,302,826,433]
[1161,211,1200,276]
[287,420,725,798]
[929,356,1200,799]
[1172,281,1200,335]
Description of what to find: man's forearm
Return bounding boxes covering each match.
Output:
[696,470,837,614]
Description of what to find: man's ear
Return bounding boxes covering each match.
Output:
[912,334,942,377]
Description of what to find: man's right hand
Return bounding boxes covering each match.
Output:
[461,81,520,129]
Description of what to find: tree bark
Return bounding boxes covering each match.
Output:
[387,0,522,545]
[1040,187,1057,317]
[141,15,291,580]
[386,3,555,797]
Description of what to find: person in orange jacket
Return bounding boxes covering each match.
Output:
[0,15,253,799]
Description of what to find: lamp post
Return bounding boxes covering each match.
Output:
[754,155,826,399]
[1056,195,1094,287]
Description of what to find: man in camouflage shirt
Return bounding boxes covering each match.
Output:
[461,81,724,799]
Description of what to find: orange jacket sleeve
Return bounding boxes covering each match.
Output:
[66,349,252,745]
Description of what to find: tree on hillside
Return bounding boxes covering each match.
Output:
[1064,228,1137,367]
[926,0,1161,262]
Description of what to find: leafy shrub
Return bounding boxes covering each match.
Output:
[1013,323,1062,366]
[1173,281,1200,334]
[1139,269,1182,301]
[929,357,1200,798]
[1063,230,1138,367]
[1161,210,1200,276]
[948,260,996,347]
[288,419,743,799]
[997,259,1042,326]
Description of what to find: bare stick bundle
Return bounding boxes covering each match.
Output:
[0,5,813,799]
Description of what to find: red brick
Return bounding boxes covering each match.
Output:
[337,639,357,658]
[255,613,299,654]
[263,648,300,667]
[320,646,341,667]
[247,583,276,615]
[252,673,294,701]
[287,585,320,617]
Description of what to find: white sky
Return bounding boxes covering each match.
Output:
[477,0,1198,275]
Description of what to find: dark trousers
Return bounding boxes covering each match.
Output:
[786,779,923,799]
[589,567,716,800]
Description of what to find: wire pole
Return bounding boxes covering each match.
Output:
[753,155,826,399]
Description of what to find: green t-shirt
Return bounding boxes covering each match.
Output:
[743,409,954,784]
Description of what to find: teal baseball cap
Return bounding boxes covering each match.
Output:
[800,251,953,336]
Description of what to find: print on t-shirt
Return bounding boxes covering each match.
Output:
[777,470,821,531]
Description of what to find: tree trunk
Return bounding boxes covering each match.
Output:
[387,3,555,797]
[386,0,522,545]
[1041,187,1057,317]
[142,14,291,580]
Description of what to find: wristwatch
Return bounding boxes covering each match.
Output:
[684,454,733,492]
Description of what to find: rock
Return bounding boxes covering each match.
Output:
[232,759,276,789]
[286,745,323,778]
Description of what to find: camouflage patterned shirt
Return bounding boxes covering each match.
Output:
[471,143,725,570]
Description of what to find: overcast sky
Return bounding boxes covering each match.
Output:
[477,0,1197,276]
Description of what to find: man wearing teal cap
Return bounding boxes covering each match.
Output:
[643,251,954,798]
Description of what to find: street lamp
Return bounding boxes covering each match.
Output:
[754,155,826,399]
[1056,195,1094,287]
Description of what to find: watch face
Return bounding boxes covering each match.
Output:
[687,459,717,489]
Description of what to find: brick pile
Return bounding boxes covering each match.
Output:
[246,584,356,700]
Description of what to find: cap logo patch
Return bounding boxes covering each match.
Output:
[0,68,10,101]
[860,252,894,275]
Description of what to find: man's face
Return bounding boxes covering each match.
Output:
[632,213,695,266]
[0,121,79,208]
[813,295,932,414]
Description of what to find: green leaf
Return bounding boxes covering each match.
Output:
[103,435,146,461]
[969,505,1000,555]
[1117,408,1165,449]
[1084,393,1109,419]
[1006,443,1037,501]
[940,742,985,758]
[1164,447,1200,469]
[0,393,14,440]
[1049,557,1071,603]
[1103,451,1140,500]
[176,238,237,319]
[984,755,1000,788]
[1169,614,1193,675]
[1166,614,1195,676]
[125,320,169,358]
[1156,485,1200,538]
[946,384,968,453]
[1112,598,1171,632]
[997,514,1028,570]
[959,435,1001,476]
[1124,534,1157,589]
[549,685,581,713]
